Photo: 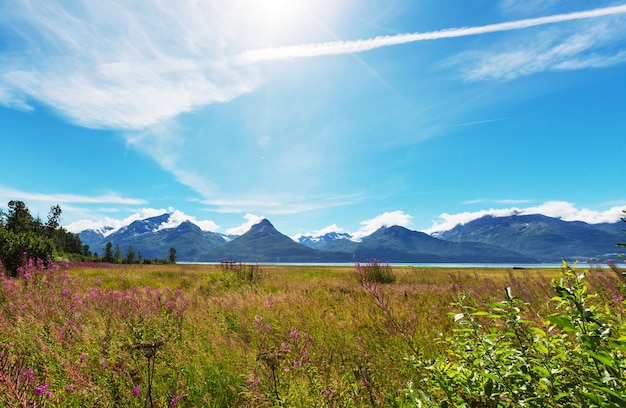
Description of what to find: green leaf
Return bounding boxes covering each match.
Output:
[609,338,626,351]
[535,343,549,355]
[587,351,615,368]
[528,327,547,337]
[554,392,569,401]
[484,378,494,397]
[484,373,500,384]
[597,386,626,402]
[532,366,550,378]
[546,315,576,332]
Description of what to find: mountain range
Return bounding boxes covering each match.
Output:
[78,213,624,263]
[434,213,624,262]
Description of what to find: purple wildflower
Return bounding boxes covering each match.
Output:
[169,394,182,407]
[34,383,49,396]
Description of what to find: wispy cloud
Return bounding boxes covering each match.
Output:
[425,201,626,234]
[444,118,508,128]
[201,193,362,215]
[0,185,145,206]
[455,18,626,81]
[3,2,622,132]
[0,1,260,130]
[499,0,560,16]
[462,198,533,205]
[235,4,626,64]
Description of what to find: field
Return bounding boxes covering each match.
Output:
[1,260,625,407]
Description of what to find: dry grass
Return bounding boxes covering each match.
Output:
[1,261,620,407]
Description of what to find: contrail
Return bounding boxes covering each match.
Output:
[234,4,626,65]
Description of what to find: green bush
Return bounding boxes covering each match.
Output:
[0,229,55,276]
[403,261,626,407]
[355,259,396,284]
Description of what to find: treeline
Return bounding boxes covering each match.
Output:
[98,241,177,265]
[0,200,176,277]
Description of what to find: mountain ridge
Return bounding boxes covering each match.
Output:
[78,212,624,263]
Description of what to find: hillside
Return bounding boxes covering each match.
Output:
[207,219,351,262]
[352,225,535,263]
[435,214,624,262]
[77,212,624,263]
[79,213,228,261]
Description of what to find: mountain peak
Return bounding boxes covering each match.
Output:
[248,218,276,233]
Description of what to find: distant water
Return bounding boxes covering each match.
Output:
[179,262,580,269]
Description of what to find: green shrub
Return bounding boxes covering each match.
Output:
[354,259,396,284]
[403,261,626,407]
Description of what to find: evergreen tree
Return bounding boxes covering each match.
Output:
[114,244,122,263]
[103,242,114,263]
[124,245,136,264]
[5,200,35,233]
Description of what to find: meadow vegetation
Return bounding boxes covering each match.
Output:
[0,259,625,406]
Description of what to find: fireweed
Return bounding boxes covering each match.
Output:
[0,258,189,407]
[1,258,625,406]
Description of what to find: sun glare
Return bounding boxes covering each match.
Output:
[244,0,306,44]
[257,0,295,22]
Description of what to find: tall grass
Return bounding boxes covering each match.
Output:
[0,259,622,406]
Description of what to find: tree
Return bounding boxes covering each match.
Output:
[0,229,54,277]
[114,244,122,263]
[618,210,626,253]
[168,247,177,263]
[124,245,136,264]
[5,200,35,233]
[103,242,115,263]
[0,201,59,276]
[46,204,62,231]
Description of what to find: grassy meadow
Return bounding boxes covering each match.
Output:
[1,260,625,407]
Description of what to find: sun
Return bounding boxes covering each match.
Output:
[244,0,306,43]
[257,0,295,23]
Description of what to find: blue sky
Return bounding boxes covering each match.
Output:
[1,0,625,239]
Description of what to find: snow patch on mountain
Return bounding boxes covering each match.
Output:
[425,202,625,235]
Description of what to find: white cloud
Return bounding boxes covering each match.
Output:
[499,0,560,16]
[425,201,626,234]
[0,0,260,130]
[315,224,346,235]
[201,193,361,215]
[291,224,346,241]
[66,208,166,234]
[155,209,219,232]
[454,16,626,81]
[0,185,146,206]
[2,2,622,131]
[66,207,219,234]
[462,198,533,205]
[225,213,265,236]
[234,4,626,64]
[351,211,413,241]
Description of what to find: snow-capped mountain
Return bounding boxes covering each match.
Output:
[78,213,231,261]
[76,212,624,263]
[297,231,353,249]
